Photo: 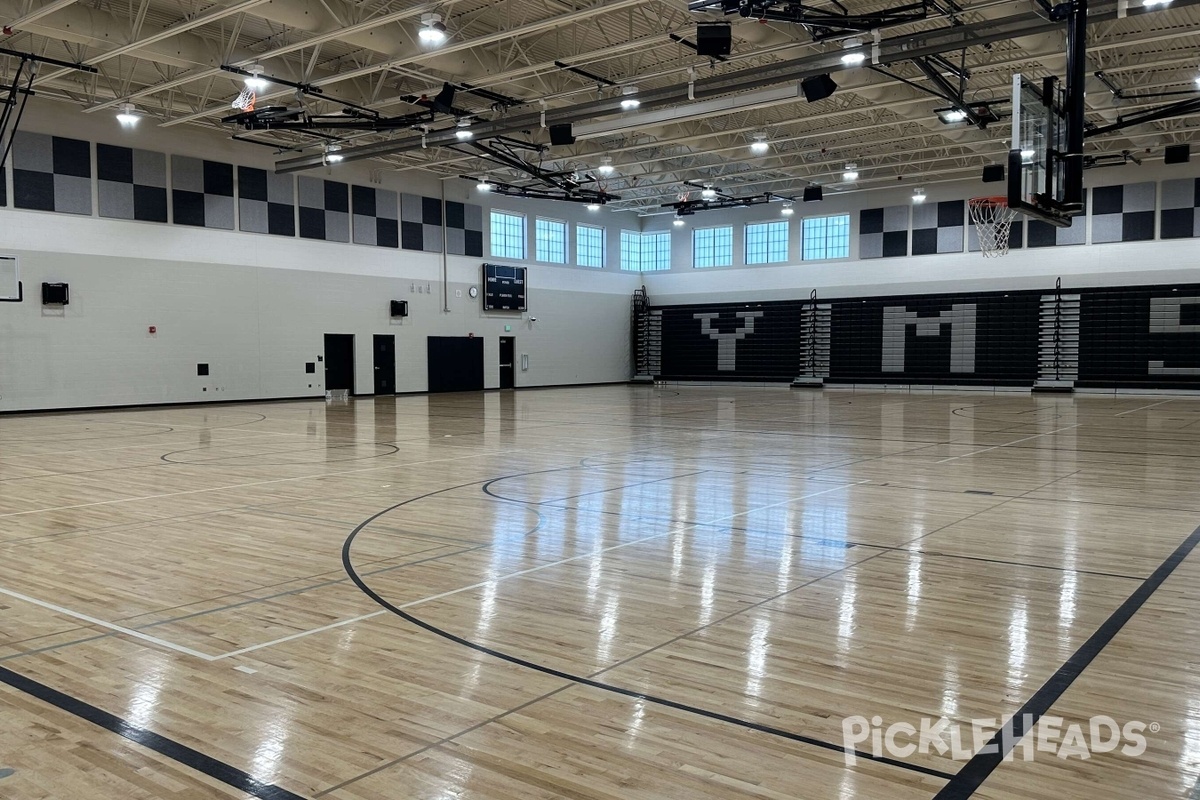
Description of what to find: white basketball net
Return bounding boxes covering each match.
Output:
[231,87,256,111]
[969,197,1017,258]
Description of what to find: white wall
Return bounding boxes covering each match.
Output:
[0,101,639,412]
[642,159,1200,304]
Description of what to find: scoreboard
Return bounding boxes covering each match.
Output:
[483,264,526,311]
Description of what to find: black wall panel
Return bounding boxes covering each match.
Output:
[659,302,802,380]
[655,283,1200,390]
[1078,285,1200,389]
[830,293,1040,386]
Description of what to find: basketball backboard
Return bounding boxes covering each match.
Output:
[0,255,20,302]
[1008,74,1083,228]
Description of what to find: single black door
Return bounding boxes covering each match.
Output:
[499,337,515,390]
[373,334,396,395]
[324,333,355,393]
[427,336,485,392]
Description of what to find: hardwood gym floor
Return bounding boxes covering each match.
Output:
[0,386,1198,800]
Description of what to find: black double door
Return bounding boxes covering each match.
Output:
[427,336,485,392]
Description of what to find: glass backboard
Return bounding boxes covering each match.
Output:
[1008,74,1080,228]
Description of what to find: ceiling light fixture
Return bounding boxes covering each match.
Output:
[913,187,926,202]
[598,156,615,175]
[476,178,492,191]
[115,102,139,127]
[586,203,601,211]
[943,108,968,123]
[673,217,685,227]
[243,64,269,92]
[620,86,640,110]
[750,133,769,155]
[1020,148,1035,161]
[324,145,344,164]
[419,13,448,44]
[701,185,717,200]
[456,118,474,140]
[781,201,794,216]
[1143,0,1172,7]
[841,38,866,66]
[842,163,859,181]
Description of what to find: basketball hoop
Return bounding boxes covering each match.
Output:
[969,196,1017,258]
[231,87,256,112]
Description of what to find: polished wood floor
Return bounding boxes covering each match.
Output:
[0,386,1198,799]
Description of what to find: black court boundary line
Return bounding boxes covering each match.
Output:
[341,470,957,783]
[0,664,306,800]
[932,522,1200,799]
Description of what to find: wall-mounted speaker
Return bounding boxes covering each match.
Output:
[982,164,1005,183]
[695,24,732,57]
[801,74,838,103]
[1165,144,1190,164]
[41,282,69,305]
[803,186,823,203]
[548,123,575,146]
[390,300,409,317]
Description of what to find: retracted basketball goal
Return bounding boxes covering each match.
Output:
[968,196,1017,258]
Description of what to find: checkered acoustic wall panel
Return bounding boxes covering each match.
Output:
[912,200,964,255]
[400,193,443,252]
[172,156,234,229]
[12,132,92,215]
[446,201,484,257]
[352,185,399,248]
[1091,182,1155,244]
[238,167,295,237]
[298,177,350,242]
[97,144,168,223]
[859,205,909,258]
[1161,178,1200,239]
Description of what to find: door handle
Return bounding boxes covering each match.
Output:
[500,363,512,367]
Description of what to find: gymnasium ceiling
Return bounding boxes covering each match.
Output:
[3,0,1200,213]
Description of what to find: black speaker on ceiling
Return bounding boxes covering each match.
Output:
[801,74,838,103]
[1165,144,1191,164]
[803,185,823,203]
[548,123,576,146]
[982,164,1005,183]
[695,24,732,57]
[41,282,69,305]
[390,300,408,317]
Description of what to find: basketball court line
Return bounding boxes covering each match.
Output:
[4,421,1188,668]
[936,424,1082,463]
[2,469,862,663]
[932,522,1200,799]
[214,472,864,661]
[0,445,568,520]
[0,663,305,800]
[310,683,579,798]
[1113,398,1175,416]
[0,586,220,661]
[341,480,955,783]
[2,398,1193,798]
